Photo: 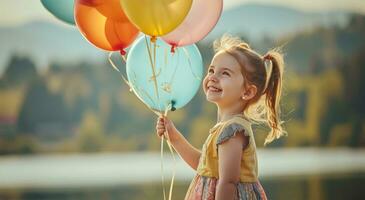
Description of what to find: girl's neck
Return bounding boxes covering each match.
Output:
[217,102,247,123]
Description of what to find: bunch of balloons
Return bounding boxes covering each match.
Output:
[41,0,223,113]
[41,0,223,199]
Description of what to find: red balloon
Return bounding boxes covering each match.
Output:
[75,0,139,52]
[77,0,103,6]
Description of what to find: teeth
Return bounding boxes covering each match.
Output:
[208,86,221,92]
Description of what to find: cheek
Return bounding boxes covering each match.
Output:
[222,78,243,96]
[202,76,208,92]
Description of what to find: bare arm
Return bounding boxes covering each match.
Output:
[170,130,201,171]
[215,130,248,200]
[156,116,201,171]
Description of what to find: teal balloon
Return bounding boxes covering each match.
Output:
[126,36,203,112]
[41,0,75,25]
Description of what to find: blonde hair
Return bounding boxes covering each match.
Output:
[213,34,287,146]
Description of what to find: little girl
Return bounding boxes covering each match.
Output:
[156,34,287,200]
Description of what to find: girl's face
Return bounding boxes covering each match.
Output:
[203,51,245,108]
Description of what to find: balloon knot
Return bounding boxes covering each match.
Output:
[120,49,126,56]
[170,45,176,54]
[171,100,176,111]
[150,36,157,43]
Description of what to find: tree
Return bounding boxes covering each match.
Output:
[1,55,38,87]
[17,78,70,135]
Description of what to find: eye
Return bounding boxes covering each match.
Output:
[223,71,230,76]
[208,69,214,74]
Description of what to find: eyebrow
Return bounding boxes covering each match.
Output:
[209,65,235,73]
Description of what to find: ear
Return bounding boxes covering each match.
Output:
[242,84,257,101]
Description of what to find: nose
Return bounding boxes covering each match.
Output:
[208,73,218,82]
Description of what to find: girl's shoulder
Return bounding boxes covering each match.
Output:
[209,115,256,154]
[217,116,253,140]
[209,114,252,133]
[219,115,252,133]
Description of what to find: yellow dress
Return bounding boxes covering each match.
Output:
[184,114,268,200]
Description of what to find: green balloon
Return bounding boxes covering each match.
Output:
[41,0,75,25]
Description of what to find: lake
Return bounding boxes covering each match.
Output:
[0,148,364,199]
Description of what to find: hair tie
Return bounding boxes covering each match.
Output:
[264,54,273,61]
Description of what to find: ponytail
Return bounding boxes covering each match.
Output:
[213,34,287,146]
[262,50,287,146]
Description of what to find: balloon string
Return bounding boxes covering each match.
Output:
[109,38,176,200]
[153,38,156,72]
[181,47,202,81]
[144,35,174,200]
[164,47,168,71]
[144,35,164,115]
[108,52,133,92]
[144,35,161,105]
[148,42,177,200]
[160,129,167,200]
[168,48,180,87]
[108,51,160,115]
[147,35,176,200]
[160,103,176,200]
[121,53,127,63]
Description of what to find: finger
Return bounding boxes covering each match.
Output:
[158,132,166,138]
[157,122,165,126]
[156,129,163,134]
[157,124,165,130]
[157,129,164,134]
[157,128,166,134]
[156,132,164,138]
[163,117,170,124]
[157,116,163,121]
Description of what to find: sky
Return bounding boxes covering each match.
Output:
[0,0,365,26]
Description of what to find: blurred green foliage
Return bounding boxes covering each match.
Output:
[0,14,365,155]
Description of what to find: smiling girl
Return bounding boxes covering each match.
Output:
[156,34,287,200]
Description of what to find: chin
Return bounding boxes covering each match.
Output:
[206,95,221,104]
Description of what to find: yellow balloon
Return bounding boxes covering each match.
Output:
[120,0,192,37]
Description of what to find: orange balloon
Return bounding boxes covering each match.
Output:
[75,0,139,52]
[78,0,123,19]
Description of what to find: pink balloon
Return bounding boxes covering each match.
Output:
[162,0,223,49]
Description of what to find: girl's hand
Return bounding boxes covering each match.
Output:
[156,116,179,142]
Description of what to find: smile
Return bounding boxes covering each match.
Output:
[207,86,222,92]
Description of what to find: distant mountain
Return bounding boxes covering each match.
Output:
[0,21,105,74]
[204,3,349,41]
[0,3,350,74]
